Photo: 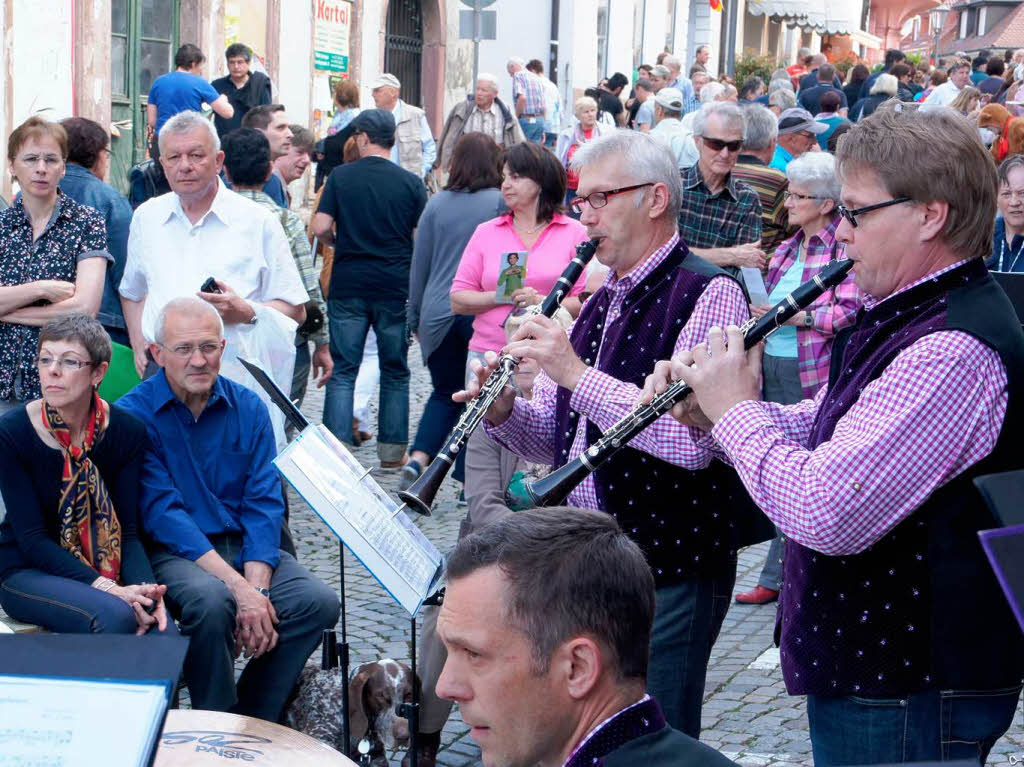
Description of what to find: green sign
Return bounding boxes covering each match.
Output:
[315,51,349,72]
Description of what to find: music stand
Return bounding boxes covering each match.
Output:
[239,357,433,767]
[238,357,353,755]
[974,470,1024,635]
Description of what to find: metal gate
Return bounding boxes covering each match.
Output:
[384,0,423,106]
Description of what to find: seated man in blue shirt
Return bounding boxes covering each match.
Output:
[119,296,339,722]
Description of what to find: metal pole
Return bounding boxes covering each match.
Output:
[339,542,351,753]
[409,615,420,767]
[472,0,481,89]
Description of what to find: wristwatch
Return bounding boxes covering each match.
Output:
[253,586,270,598]
[803,311,814,328]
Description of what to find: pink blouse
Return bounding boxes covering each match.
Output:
[451,213,589,353]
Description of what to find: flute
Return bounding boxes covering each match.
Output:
[525,258,854,507]
[397,238,600,515]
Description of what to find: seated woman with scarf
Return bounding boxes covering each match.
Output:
[0,314,173,635]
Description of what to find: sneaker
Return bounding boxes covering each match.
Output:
[457,489,467,507]
[734,585,779,605]
[398,460,422,492]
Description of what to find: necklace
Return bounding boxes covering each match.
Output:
[513,217,547,235]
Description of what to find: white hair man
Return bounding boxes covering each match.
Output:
[119,110,309,443]
[506,56,547,143]
[369,72,437,178]
[435,73,525,173]
[454,130,766,738]
[733,104,791,254]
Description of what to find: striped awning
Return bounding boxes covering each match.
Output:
[746,0,820,26]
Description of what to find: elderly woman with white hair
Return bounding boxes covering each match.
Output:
[850,73,898,121]
[734,150,861,606]
[555,96,614,216]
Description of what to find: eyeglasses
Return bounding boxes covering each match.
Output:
[35,356,94,372]
[784,191,826,202]
[570,183,652,214]
[836,197,911,228]
[162,342,222,359]
[700,136,743,153]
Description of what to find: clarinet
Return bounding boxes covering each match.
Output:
[525,258,854,507]
[397,238,600,515]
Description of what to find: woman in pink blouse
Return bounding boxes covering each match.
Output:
[451,142,588,376]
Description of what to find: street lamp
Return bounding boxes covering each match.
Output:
[930,3,951,66]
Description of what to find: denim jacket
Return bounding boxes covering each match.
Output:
[59,164,132,330]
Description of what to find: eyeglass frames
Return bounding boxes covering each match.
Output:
[569,183,653,214]
[836,197,911,228]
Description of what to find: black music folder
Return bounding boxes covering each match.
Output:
[974,470,1024,635]
[990,270,1024,326]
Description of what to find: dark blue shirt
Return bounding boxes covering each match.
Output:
[223,172,287,208]
[147,71,221,134]
[798,84,848,115]
[117,371,284,568]
[799,70,842,92]
[59,164,132,331]
[989,217,1024,272]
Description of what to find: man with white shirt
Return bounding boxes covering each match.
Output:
[119,110,308,442]
[924,60,971,107]
[369,73,436,179]
[649,87,699,170]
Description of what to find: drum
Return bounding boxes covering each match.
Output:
[157,709,356,766]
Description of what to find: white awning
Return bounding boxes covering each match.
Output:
[816,0,865,34]
[746,0,820,26]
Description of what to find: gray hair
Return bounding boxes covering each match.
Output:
[574,95,598,116]
[692,101,745,140]
[651,64,671,79]
[700,81,725,104]
[155,297,225,345]
[477,73,499,90]
[506,57,525,69]
[158,110,220,154]
[570,129,683,220]
[741,105,778,151]
[870,73,899,97]
[768,78,794,94]
[769,88,797,111]
[662,54,681,73]
[38,313,112,366]
[770,68,791,84]
[786,152,841,203]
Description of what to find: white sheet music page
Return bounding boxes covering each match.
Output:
[0,675,167,767]
[276,424,444,615]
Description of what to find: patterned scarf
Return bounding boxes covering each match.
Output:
[41,391,122,581]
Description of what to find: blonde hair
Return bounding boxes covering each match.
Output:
[574,96,598,117]
[836,103,997,261]
[949,86,980,115]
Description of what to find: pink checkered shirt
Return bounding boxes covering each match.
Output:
[512,70,546,116]
[764,216,862,398]
[486,234,750,511]
[710,259,1008,556]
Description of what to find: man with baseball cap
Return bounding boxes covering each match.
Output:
[369,73,436,179]
[770,108,827,172]
[312,108,428,468]
[648,87,698,169]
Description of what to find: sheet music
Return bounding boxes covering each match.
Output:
[0,676,167,767]
[277,425,443,615]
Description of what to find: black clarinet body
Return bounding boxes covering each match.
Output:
[525,258,855,507]
[398,238,600,515]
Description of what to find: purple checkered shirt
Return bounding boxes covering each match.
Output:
[710,259,1008,556]
[764,216,862,397]
[512,70,546,116]
[487,233,750,510]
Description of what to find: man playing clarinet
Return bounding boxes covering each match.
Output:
[456,126,766,738]
[646,104,1024,764]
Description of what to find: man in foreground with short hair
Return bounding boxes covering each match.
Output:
[119,297,339,722]
[436,506,735,767]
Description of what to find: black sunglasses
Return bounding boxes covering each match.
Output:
[700,136,743,153]
[836,197,911,228]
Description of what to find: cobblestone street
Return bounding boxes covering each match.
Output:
[260,342,1024,765]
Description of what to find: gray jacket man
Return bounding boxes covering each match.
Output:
[435,74,525,172]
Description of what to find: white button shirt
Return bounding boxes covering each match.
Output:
[120,180,309,342]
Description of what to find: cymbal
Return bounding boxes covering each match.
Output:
[157,709,356,766]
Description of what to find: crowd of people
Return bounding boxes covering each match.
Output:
[0,35,1022,767]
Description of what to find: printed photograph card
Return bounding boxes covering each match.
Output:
[495,251,529,304]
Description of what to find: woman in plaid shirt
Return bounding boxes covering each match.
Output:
[735,151,861,606]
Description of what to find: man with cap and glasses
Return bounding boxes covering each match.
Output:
[770,108,828,172]
[368,73,436,179]
[677,102,766,276]
[312,109,428,469]
[636,64,671,133]
[648,87,699,170]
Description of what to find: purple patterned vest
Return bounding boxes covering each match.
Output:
[779,259,1024,696]
[553,242,772,587]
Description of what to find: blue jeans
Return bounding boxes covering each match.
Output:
[519,117,545,143]
[0,568,180,637]
[410,315,473,483]
[646,560,737,738]
[324,296,410,463]
[807,685,1023,765]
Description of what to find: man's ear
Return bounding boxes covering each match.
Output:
[148,342,163,368]
[557,637,604,701]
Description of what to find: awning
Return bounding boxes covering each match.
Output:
[746,0,820,26]
[816,0,866,34]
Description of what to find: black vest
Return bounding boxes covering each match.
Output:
[779,259,1024,696]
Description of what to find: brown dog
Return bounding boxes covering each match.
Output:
[979,103,1024,163]
[284,659,417,766]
